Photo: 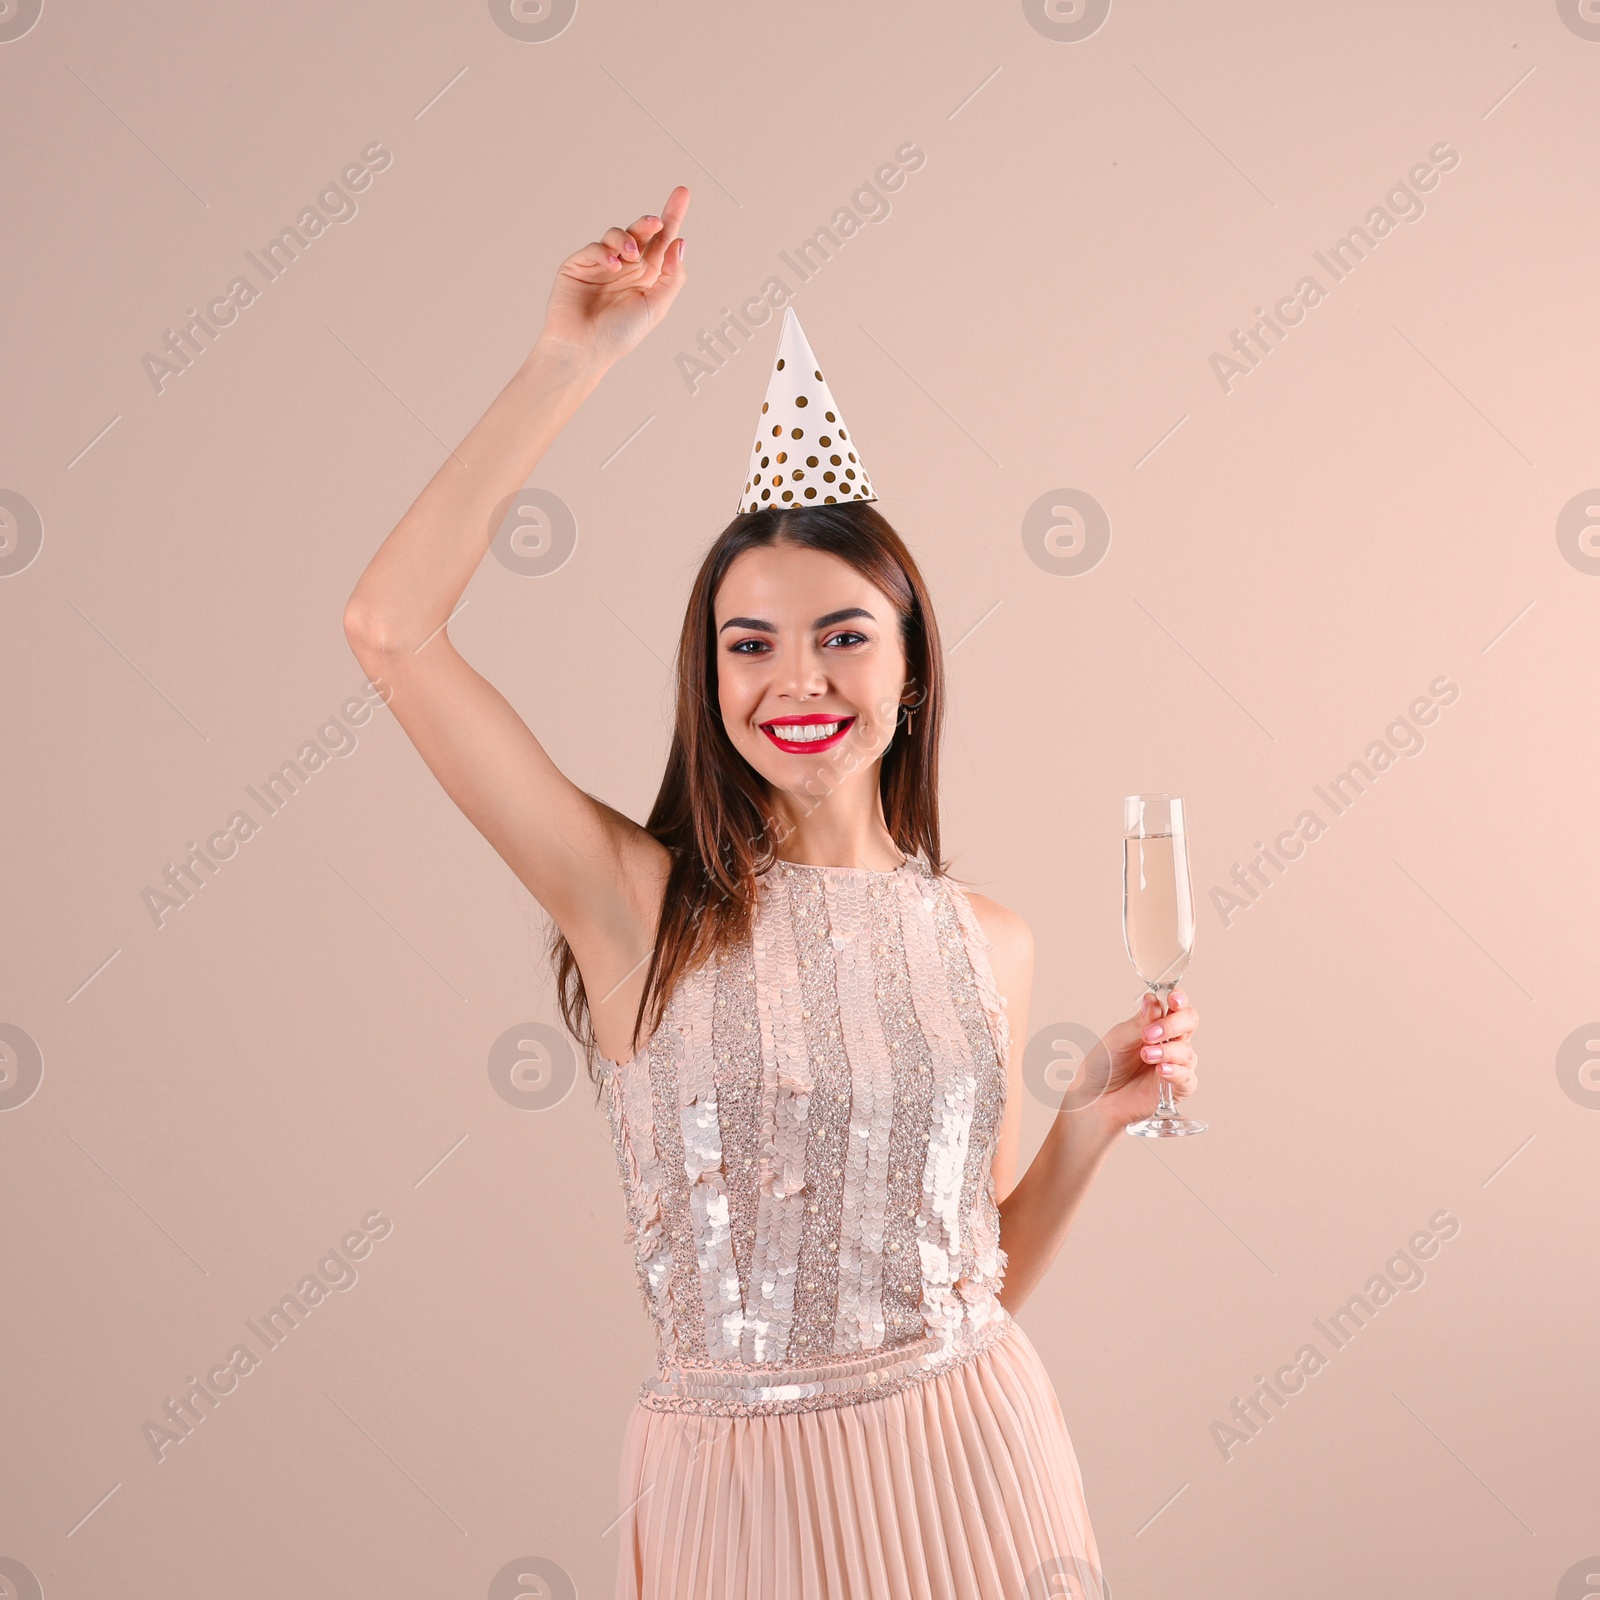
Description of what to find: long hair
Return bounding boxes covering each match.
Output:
[552,499,946,1082]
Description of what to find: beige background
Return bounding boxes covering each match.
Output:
[4,0,1598,1595]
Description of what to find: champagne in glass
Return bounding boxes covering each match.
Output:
[1122,794,1207,1137]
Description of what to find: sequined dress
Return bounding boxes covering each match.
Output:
[601,856,1102,1600]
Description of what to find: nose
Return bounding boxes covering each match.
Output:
[772,641,829,700]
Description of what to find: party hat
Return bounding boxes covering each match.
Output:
[737,306,876,514]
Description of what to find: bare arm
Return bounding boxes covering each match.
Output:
[970,892,1201,1314]
[343,188,692,1063]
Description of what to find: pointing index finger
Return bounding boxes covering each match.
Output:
[639,186,690,272]
[656,185,690,248]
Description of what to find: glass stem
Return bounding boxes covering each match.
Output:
[1151,983,1177,1118]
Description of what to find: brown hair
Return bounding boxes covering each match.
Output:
[552,499,946,1081]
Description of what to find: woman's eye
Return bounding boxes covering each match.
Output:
[725,631,866,655]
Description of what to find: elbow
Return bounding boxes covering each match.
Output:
[342,593,375,652]
[343,592,407,666]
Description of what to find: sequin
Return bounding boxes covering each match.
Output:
[604,856,1013,1416]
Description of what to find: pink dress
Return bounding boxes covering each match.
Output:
[600,856,1105,1599]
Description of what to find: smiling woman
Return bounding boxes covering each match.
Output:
[342,185,1198,1600]
[555,499,949,1083]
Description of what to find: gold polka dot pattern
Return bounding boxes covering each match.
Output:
[738,305,877,515]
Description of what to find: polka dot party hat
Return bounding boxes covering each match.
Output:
[738,305,876,514]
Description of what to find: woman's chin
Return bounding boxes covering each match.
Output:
[754,742,887,798]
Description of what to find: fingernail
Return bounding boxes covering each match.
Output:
[1172,989,1187,1006]
[677,237,686,258]
[1143,1023,1163,1042]
[1160,1064,1174,1076]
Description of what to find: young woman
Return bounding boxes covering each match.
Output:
[344,185,1201,1600]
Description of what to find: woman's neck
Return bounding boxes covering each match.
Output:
[765,789,904,871]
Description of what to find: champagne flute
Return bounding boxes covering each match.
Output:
[1122,793,1207,1138]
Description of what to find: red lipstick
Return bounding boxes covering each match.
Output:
[759,712,856,754]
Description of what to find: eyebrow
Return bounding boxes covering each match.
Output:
[718,607,875,635]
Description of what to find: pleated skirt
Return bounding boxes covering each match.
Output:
[612,1318,1103,1600]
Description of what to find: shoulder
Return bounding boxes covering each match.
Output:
[954,887,1034,1050]
[959,888,1034,974]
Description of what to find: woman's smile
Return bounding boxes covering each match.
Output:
[759,712,857,753]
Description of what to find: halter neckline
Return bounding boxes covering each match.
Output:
[766,855,919,878]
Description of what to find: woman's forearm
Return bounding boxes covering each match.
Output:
[345,339,606,652]
[996,1102,1121,1313]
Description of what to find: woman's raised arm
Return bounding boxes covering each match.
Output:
[342,188,690,1059]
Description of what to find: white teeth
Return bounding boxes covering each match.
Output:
[767,719,845,743]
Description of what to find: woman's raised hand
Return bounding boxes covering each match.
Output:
[538,185,691,370]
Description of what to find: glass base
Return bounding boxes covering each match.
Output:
[1125,1113,1209,1138]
